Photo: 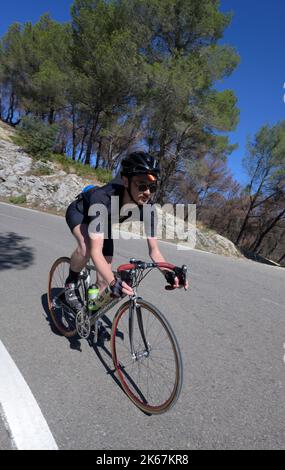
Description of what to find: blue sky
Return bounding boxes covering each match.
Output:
[219,0,285,184]
[0,1,71,35]
[0,1,284,185]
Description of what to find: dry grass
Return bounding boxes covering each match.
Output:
[0,120,15,142]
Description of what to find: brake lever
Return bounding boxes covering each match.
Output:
[181,264,188,290]
[174,265,188,288]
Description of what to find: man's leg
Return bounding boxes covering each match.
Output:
[69,223,91,273]
[65,224,90,310]
[96,256,113,291]
[96,239,114,291]
[94,241,113,341]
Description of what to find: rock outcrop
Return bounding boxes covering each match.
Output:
[0,137,90,212]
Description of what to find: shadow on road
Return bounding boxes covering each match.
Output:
[87,319,151,416]
[0,232,35,271]
[88,331,124,392]
[41,294,127,391]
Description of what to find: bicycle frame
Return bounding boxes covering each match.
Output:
[77,258,187,345]
[79,264,142,347]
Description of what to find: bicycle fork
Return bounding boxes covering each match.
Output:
[129,298,151,361]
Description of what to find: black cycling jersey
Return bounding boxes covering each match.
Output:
[66,179,157,239]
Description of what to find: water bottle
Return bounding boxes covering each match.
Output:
[88,284,100,311]
[92,286,113,311]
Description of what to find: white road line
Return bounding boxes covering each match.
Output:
[0,340,58,450]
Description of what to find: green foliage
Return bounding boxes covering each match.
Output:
[243,121,285,193]
[51,153,112,183]
[202,89,239,131]
[15,116,59,159]
[9,195,27,205]
[93,167,113,184]
[29,163,54,176]
[71,0,144,108]
[0,15,71,121]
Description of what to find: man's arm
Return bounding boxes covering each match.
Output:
[147,237,166,263]
[147,237,188,290]
[90,234,133,295]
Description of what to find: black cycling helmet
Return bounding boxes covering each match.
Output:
[121,152,160,180]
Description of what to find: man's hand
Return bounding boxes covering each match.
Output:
[122,281,134,296]
[110,278,134,298]
[172,275,189,290]
[164,266,188,290]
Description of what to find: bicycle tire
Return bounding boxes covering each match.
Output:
[111,299,183,414]
[48,257,79,337]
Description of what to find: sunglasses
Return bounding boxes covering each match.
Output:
[133,181,158,193]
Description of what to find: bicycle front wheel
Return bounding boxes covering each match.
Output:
[111,299,183,414]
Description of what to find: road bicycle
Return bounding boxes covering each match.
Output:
[48,257,187,414]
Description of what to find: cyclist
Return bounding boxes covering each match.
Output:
[64,151,188,310]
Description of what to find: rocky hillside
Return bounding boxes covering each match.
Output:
[0,121,95,213]
[0,120,242,258]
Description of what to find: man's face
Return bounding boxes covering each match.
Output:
[123,175,158,205]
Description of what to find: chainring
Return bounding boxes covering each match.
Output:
[76,309,91,339]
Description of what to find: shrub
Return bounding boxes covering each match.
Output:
[9,195,27,205]
[15,116,59,159]
[93,168,113,184]
[28,163,53,176]
[51,154,113,184]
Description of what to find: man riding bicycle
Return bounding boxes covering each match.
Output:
[64,151,188,311]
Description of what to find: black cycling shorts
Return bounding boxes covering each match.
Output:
[65,200,114,257]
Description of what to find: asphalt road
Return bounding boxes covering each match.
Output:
[0,202,284,450]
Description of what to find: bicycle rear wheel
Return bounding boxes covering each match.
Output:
[111,299,183,414]
[48,257,81,337]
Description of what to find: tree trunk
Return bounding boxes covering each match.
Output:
[72,105,77,161]
[250,208,285,252]
[235,200,255,246]
[95,136,102,169]
[0,89,3,120]
[48,107,55,125]
[6,92,15,124]
[85,124,95,166]
[156,156,176,204]
[235,170,270,245]
[85,112,100,166]
[78,118,91,162]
